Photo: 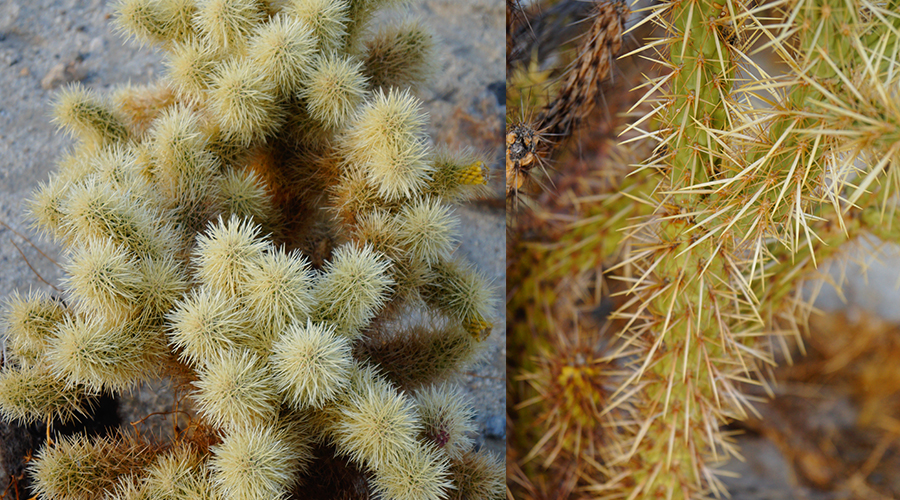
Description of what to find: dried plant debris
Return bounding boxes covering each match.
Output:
[733,312,900,498]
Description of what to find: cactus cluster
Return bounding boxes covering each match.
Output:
[0,0,503,499]
[508,0,900,497]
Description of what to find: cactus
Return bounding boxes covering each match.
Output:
[508,0,900,497]
[0,1,504,499]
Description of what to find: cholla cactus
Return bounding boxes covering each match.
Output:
[0,1,503,498]
[508,0,900,497]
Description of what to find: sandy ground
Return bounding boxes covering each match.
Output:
[0,0,505,481]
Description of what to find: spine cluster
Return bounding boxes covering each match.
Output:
[0,0,504,499]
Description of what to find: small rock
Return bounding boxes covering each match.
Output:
[18,66,28,77]
[487,80,504,107]
[89,36,105,53]
[41,59,86,89]
[41,63,69,89]
[482,413,505,439]
[0,4,21,33]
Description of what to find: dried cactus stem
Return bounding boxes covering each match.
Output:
[536,1,627,144]
[506,1,627,200]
